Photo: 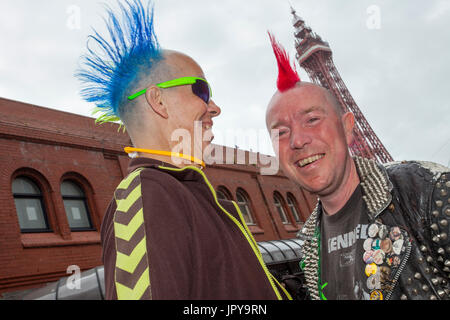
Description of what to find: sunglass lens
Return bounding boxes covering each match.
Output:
[192,80,210,104]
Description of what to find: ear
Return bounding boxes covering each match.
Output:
[341,112,355,145]
[145,85,168,119]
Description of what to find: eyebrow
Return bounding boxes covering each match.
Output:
[299,105,327,115]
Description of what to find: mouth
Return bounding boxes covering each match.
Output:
[296,154,325,168]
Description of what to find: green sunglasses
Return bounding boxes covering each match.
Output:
[127,76,212,103]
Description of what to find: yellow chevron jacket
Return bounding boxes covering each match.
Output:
[100,157,284,300]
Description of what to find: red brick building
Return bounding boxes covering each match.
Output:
[0,97,316,295]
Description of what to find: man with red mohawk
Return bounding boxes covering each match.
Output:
[266,33,450,300]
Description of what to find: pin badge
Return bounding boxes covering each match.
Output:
[393,239,404,255]
[380,239,393,254]
[363,250,375,264]
[373,249,385,265]
[365,263,378,277]
[378,225,388,239]
[368,223,379,238]
[367,274,381,290]
[371,239,381,250]
[370,290,383,300]
[363,238,373,252]
[389,227,402,241]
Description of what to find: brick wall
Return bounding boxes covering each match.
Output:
[0,97,316,294]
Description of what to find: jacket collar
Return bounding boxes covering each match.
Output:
[127,157,202,182]
[298,156,393,239]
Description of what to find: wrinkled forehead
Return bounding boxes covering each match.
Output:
[266,84,333,127]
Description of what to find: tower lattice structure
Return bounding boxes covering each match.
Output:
[290,7,393,163]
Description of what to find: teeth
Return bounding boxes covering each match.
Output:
[298,154,324,167]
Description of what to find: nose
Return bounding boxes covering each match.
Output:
[289,127,312,150]
[207,99,221,118]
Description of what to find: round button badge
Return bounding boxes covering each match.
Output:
[373,249,385,265]
[368,223,379,238]
[393,239,404,255]
[380,239,393,254]
[365,263,378,277]
[378,225,388,239]
[363,250,375,264]
[389,226,402,241]
[363,238,373,252]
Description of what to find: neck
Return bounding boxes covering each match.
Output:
[320,158,360,216]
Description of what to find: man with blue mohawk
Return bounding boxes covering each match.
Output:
[77,0,291,300]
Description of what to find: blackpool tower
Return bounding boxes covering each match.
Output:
[290,7,394,163]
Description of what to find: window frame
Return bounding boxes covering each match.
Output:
[287,193,302,224]
[12,176,52,234]
[235,188,256,226]
[273,192,291,225]
[61,180,95,232]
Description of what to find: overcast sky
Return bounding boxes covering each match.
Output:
[0,0,449,166]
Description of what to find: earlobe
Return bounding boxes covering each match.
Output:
[145,86,168,119]
[342,112,355,144]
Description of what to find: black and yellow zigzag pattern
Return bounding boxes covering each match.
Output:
[113,169,151,300]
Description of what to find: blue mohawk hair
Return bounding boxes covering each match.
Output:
[76,0,162,125]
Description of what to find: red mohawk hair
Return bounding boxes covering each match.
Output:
[268,32,300,92]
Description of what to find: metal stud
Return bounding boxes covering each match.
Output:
[440,233,448,241]
[414,273,422,280]
[441,189,448,197]
[432,235,440,243]
[400,294,407,300]
[446,246,450,253]
[425,267,431,274]
[437,289,445,298]
[420,245,428,252]
[432,210,440,218]
[422,284,429,292]
[444,267,450,273]
[437,182,442,189]
[438,247,445,255]
[436,200,443,208]
[431,223,439,231]
[430,295,437,300]
[426,256,434,263]
[446,181,450,188]
[433,268,439,274]
[445,207,450,216]
[412,288,418,296]
[406,277,413,284]
[431,278,439,285]
[439,219,448,227]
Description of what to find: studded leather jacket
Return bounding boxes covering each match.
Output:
[298,157,450,300]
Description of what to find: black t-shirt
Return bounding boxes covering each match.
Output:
[320,185,372,300]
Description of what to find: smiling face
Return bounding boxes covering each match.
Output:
[266,83,355,197]
[150,51,221,159]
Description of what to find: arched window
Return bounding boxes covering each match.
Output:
[61,180,93,231]
[287,193,302,223]
[273,192,290,224]
[12,177,50,233]
[216,186,231,201]
[236,189,255,225]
